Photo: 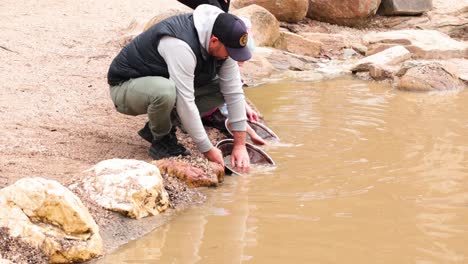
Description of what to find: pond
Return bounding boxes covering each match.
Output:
[98,77,468,263]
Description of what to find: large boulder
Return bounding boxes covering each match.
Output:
[0,178,103,263]
[307,0,382,27]
[232,5,280,47]
[378,0,433,15]
[363,30,468,59]
[82,159,170,219]
[232,0,308,23]
[396,62,466,91]
[143,10,188,32]
[273,31,322,57]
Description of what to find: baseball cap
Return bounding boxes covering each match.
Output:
[212,13,252,62]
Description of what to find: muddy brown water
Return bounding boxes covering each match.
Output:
[97,77,468,263]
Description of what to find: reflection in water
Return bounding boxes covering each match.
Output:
[99,77,468,264]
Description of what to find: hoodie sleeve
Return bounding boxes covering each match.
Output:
[158,36,213,152]
[218,58,247,132]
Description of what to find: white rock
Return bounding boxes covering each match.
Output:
[83,159,169,219]
[0,177,103,263]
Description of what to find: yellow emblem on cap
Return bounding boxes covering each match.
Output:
[239,33,248,47]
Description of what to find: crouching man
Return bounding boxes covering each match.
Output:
[107,5,251,170]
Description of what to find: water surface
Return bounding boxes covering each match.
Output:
[99,77,468,264]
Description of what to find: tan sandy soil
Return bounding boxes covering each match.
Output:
[0,227,49,263]
[0,1,195,188]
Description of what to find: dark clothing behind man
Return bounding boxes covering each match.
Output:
[178,0,230,12]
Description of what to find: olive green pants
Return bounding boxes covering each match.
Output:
[110,76,224,138]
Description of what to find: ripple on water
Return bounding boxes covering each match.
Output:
[297,186,374,201]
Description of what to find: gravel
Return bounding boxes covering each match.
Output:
[0,227,49,264]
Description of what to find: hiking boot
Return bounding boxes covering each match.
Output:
[138,110,183,143]
[201,108,230,136]
[148,128,191,160]
[138,122,153,143]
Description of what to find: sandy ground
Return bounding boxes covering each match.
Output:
[0,227,48,263]
[0,1,192,187]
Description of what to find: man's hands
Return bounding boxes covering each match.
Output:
[231,143,250,173]
[245,103,259,122]
[203,132,251,174]
[204,147,224,167]
[230,131,250,173]
[203,144,250,174]
[204,105,255,173]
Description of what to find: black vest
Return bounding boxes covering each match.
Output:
[107,14,222,87]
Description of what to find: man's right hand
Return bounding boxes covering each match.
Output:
[245,103,259,122]
[203,147,225,167]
